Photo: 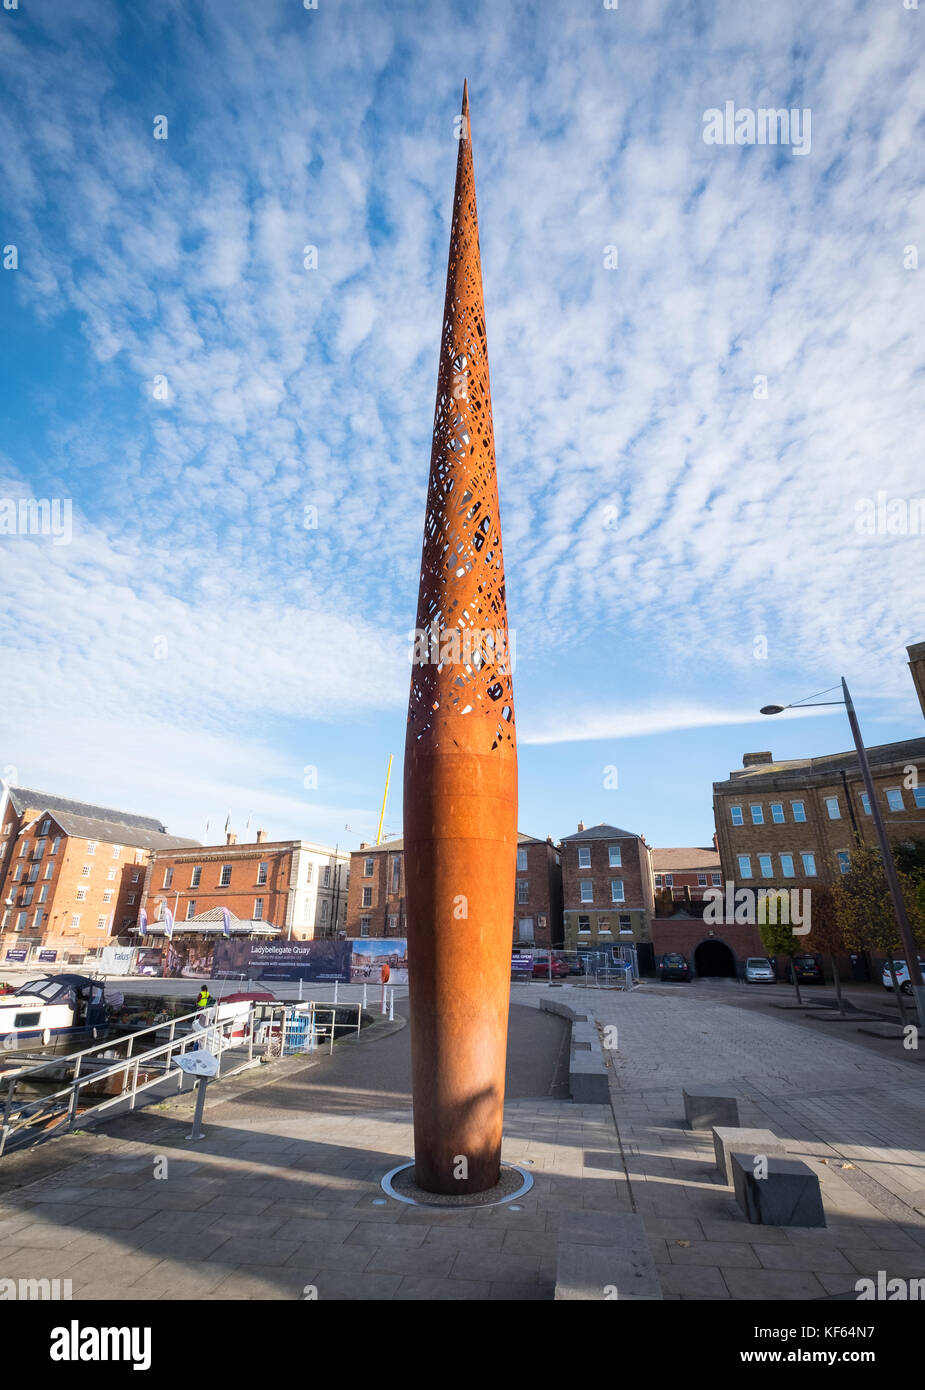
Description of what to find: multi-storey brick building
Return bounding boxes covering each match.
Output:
[559,822,655,964]
[142,833,350,941]
[345,831,564,947]
[0,785,197,964]
[651,843,722,905]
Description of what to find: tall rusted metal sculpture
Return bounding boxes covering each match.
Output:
[403,82,518,1196]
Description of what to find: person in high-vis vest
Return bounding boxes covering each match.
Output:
[195,985,212,1010]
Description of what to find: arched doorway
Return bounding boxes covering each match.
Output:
[694,938,737,978]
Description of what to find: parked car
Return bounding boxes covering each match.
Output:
[531,954,570,979]
[744,957,776,984]
[789,954,824,985]
[658,952,689,982]
[881,959,925,995]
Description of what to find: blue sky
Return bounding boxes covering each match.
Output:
[1,0,923,852]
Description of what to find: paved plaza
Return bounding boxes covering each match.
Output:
[0,985,923,1299]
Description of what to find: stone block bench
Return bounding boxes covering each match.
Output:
[731,1152,826,1227]
[540,997,609,1104]
[713,1126,786,1185]
[683,1085,739,1130]
[555,1211,662,1300]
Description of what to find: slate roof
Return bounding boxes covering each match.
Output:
[651,847,721,871]
[7,786,169,832]
[559,823,642,842]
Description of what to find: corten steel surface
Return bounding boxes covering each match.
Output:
[403,82,518,1196]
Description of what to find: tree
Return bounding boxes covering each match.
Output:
[832,843,925,1023]
[800,884,847,1015]
[758,893,806,1004]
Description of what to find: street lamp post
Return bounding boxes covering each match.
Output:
[761,678,925,1030]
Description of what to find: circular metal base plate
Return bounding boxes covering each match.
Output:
[381,1160,534,1208]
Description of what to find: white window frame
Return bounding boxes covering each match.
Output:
[737,855,752,878]
[886,788,904,812]
[750,804,764,825]
[780,854,795,878]
[730,805,744,826]
[608,845,622,868]
[801,852,817,877]
[577,846,591,869]
[610,879,624,903]
[825,796,840,820]
[770,802,784,823]
[758,854,773,879]
[791,801,806,823]
[579,879,593,903]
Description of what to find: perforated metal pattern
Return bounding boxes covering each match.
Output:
[408,83,515,754]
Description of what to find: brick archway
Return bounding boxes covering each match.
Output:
[693,937,737,978]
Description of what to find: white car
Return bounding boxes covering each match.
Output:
[882,960,925,994]
[745,957,775,983]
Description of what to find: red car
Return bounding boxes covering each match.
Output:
[531,955,570,979]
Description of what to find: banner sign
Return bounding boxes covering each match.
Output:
[349,939,408,984]
[4,948,27,962]
[37,949,58,963]
[211,938,352,982]
[510,952,534,976]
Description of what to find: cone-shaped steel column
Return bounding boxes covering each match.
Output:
[404,82,517,1196]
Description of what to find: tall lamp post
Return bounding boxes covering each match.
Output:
[761,679,925,1030]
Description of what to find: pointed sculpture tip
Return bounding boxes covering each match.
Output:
[462,79,469,114]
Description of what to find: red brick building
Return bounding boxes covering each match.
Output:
[559,822,654,961]
[142,834,350,941]
[0,785,197,965]
[346,832,564,947]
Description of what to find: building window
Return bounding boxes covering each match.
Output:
[163,867,174,889]
[253,898,264,921]
[16,912,27,931]
[577,915,590,933]
[128,894,136,905]
[323,867,331,888]
[750,805,764,825]
[39,819,50,836]
[577,846,591,868]
[825,797,840,820]
[711,873,721,886]
[388,914,398,932]
[737,855,752,878]
[38,885,48,904]
[12,865,20,882]
[32,910,42,932]
[34,839,46,859]
[257,862,268,886]
[112,845,121,858]
[792,801,806,822]
[26,864,38,883]
[914,788,925,809]
[654,874,662,887]
[190,866,202,888]
[758,855,773,879]
[87,842,97,855]
[81,865,91,878]
[362,887,373,908]
[860,793,871,815]
[360,917,371,936]
[305,862,313,883]
[516,847,528,871]
[730,806,744,825]
[363,857,374,877]
[836,851,851,874]
[21,887,33,906]
[801,852,817,876]
[44,863,53,879]
[70,914,81,929]
[697,874,707,886]
[886,788,904,812]
[320,899,329,923]
[97,916,108,931]
[579,879,593,903]
[76,888,87,901]
[219,865,232,887]
[619,914,632,934]
[50,837,60,854]
[103,890,113,903]
[517,879,529,904]
[608,845,622,868]
[132,871,140,883]
[599,917,611,934]
[391,856,400,893]
[19,840,28,857]
[770,802,784,823]
[664,874,673,887]
[610,880,624,903]
[780,854,795,878]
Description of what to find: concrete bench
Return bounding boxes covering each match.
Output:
[683,1085,739,1130]
[731,1152,826,1227]
[713,1126,785,1185]
[541,998,609,1104]
[555,1211,662,1300]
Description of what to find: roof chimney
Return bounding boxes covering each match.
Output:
[226,831,237,845]
[742,751,773,768]
[255,828,267,844]
[577,820,585,832]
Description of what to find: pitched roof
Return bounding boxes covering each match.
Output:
[8,785,170,834]
[713,736,925,792]
[559,823,643,843]
[651,847,721,871]
[33,808,199,853]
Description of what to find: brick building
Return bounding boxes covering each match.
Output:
[142,833,350,941]
[559,822,655,963]
[0,785,197,964]
[651,844,722,905]
[345,831,564,948]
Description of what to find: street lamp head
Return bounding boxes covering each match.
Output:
[760,704,786,716]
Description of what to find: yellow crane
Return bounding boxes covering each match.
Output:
[376,754,393,845]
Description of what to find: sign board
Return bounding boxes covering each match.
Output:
[176,1050,219,1077]
[100,946,134,974]
[4,949,27,963]
[37,949,58,963]
[510,952,534,976]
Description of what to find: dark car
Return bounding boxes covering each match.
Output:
[659,952,689,982]
[789,954,824,985]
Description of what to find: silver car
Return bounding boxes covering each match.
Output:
[745,957,775,983]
